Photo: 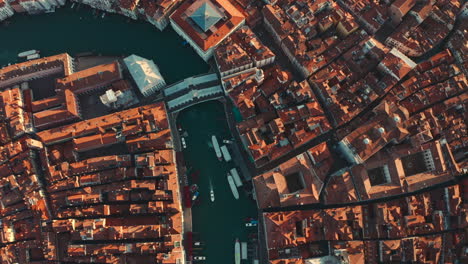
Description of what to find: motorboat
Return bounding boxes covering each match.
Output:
[192,191,199,201]
[210,188,215,202]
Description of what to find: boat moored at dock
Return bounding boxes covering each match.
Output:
[241,242,248,260]
[230,168,243,187]
[220,145,232,162]
[211,135,222,161]
[234,239,241,264]
[227,174,239,199]
[26,54,40,60]
[18,50,39,58]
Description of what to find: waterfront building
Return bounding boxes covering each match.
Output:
[170,0,245,61]
[18,0,47,14]
[119,0,138,19]
[0,0,14,21]
[71,0,116,13]
[0,53,74,89]
[138,0,183,31]
[123,54,166,97]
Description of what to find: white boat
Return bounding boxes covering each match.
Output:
[210,188,215,202]
[234,239,241,264]
[220,145,231,162]
[223,139,233,144]
[241,242,248,260]
[181,137,187,149]
[230,168,243,187]
[18,50,39,58]
[26,54,40,60]
[211,135,222,160]
[227,174,239,199]
[209,179,215,202]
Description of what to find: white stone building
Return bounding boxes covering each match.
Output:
[0,0,14,21]
[123,54,166,97]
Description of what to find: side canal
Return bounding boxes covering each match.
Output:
[177,101,259,264]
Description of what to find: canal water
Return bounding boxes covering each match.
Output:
[0,4,208,83]
[177,101,259,264]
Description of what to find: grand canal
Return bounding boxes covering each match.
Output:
[177,101,259,264]
[0,5,259,264]
[0,4,208,83]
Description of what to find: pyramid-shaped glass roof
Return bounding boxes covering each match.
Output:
[189,2,223,32]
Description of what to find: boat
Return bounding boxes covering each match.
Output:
[234,239,241,264]
[193,241,205,246]
[241,242,248,260]
[246,221,258,227]
[26,54,40,60]
[18,50,39,58]
[230,168,243,187]
[211,136,222,160]
[223,139,233,144]
[220,145,232,162]
[210,188,215,202]
[227,174,239,200]
[191,191,199,201]
[181,137,187,149]
[193,256,206,261]
[209,179,215,202]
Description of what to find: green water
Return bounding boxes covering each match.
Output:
[0,4,208,83]
[177,101,258,264]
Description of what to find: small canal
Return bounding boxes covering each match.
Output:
[177,101,259,264]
